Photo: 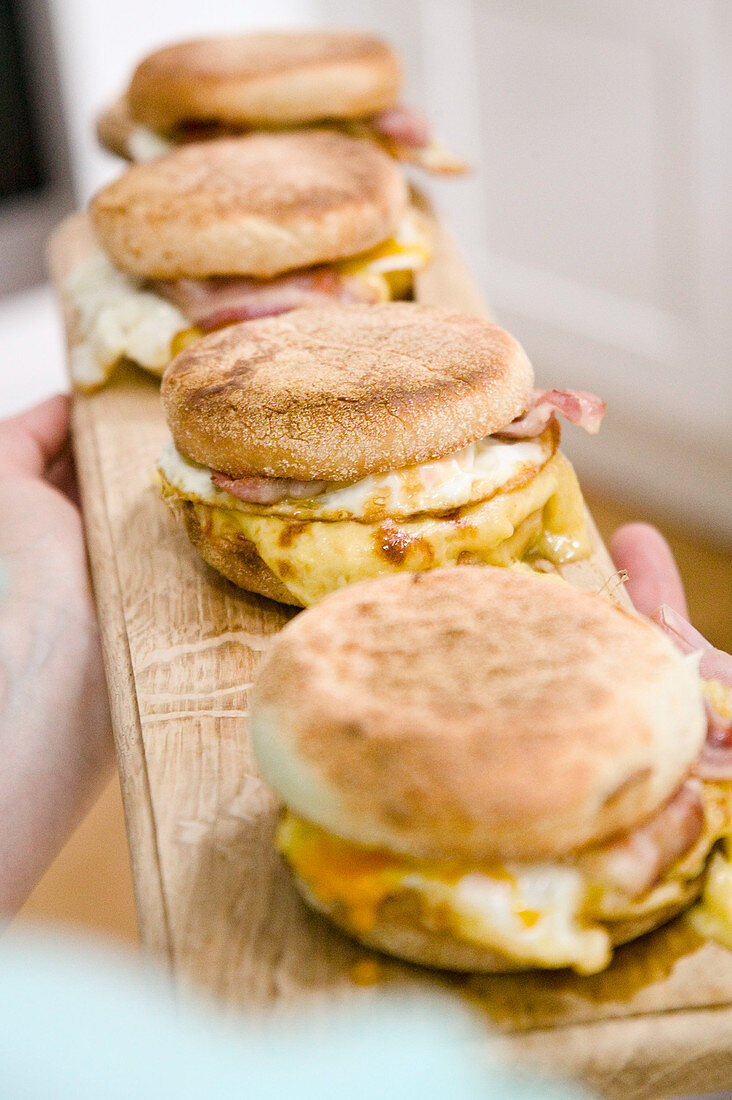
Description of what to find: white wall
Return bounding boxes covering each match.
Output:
[47,0,318,200]
[320,0,731,542]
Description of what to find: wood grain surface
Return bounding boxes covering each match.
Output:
[49,211,732,1099]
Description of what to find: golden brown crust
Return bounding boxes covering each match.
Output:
[251,567,707,862]
[161,304,534,480]
[295,874,703,973]
[96,96,136,160]
[89,131,407,279]
[127,32,401,130]
[166,495,299,605]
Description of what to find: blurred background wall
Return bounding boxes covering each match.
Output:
[319,0,732,541]
[1,0,730,541]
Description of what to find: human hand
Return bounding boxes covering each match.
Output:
[610,522,732,684]
[0,395,113,914]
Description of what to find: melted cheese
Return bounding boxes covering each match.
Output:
[160,449,590,605]
[334,209,432,281]
[157,431,553,521]
[64,252,189,390]
[278,814,610,975]
[703,679,732,722]
[689,848,732,949]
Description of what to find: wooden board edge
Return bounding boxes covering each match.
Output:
[502,1001,732,1099]
[47,213,97,285]
[412,189,493,318]
[48,219,171,958]
[71,396,172,962]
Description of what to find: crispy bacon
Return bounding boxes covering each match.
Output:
[152,268,383,331]
[370,105,431,148]
[576,780,705,898]
[211,471,327,504]
[498,389,606,439]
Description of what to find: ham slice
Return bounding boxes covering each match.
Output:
[370,106,431,148]
[652,606,732,779]
[153,267,384,331]
[576,780,705,898]
[211,471,327,504]
[498,388,606,439]
[368,108,468,175]
[652,605,732,684]
[695,699,732,780]
[209,385,604,505]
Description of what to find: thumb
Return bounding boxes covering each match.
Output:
[0,395,71,477]
[609,522,688,619]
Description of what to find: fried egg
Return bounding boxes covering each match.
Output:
[280,779,732,975]
[159,447,590,606]
[65,252,189,390]
[278,813,611,975]
[127,124,175,161]
[335,209,432,284]
[157,429,554,522]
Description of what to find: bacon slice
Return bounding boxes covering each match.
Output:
[576,780,705,898]
[498,389,606,439]
[211,471,327,505]
[370,105,432,148]
[152,267,384,331]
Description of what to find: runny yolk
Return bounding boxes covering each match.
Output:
[278,816,529,935]
[280,823,403,933]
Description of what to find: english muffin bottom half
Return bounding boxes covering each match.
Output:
[250,566,731,975]
[66,129,430,391]
[96,30,466,175]
[158,302,604,606]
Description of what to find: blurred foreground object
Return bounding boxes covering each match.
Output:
[0,929,587,1099]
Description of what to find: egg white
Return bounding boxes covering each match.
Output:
[65,252,189,389]
[127,124,175,161]
[277,814,611,974]
[158,432,552,523]
[403,864,611,974]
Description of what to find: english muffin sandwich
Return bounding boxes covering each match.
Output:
[97,30,466,175]
[158,303,604,606]
[65,130,429,390]
[250,566,732,974]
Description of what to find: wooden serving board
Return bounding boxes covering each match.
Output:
[49,211,732,1100]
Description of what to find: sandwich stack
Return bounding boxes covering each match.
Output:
[49,28,732,1100]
